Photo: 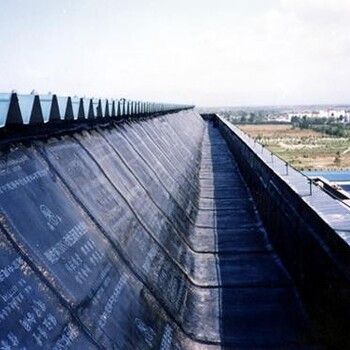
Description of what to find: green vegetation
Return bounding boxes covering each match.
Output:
[291,116,350,138]
[223,111,268,124]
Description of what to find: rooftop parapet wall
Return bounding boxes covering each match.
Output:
[216,115,350,347]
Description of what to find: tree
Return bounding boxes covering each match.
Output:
[334,151,341,166]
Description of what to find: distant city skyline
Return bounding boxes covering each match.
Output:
[0,0,349,107]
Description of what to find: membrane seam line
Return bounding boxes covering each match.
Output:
[36,143,225,345]
[128,124,200,194]
[72,136,248,287]
[97,129,222,255]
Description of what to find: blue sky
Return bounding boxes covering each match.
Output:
[0,0,349,106]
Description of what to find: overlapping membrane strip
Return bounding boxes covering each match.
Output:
[0,110,316,348]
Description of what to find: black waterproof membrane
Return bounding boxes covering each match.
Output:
[0,228,95,349]
[0,110,321,349]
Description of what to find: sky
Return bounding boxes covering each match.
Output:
[0,0,349,106]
